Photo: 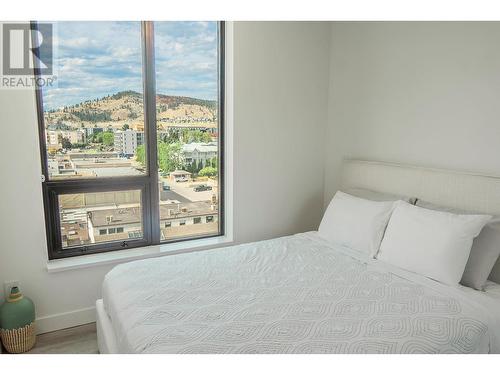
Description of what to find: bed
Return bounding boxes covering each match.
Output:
[96,160,500,353]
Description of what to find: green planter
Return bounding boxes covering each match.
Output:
[0,287,36,353]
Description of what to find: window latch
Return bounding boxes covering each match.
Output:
[121,241,129,248]
[41,174,46,183]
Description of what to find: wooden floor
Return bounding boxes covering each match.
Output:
[27,323,98,354]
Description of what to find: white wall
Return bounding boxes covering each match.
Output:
[0,21,331,332]
[325,22,500,204]
[233,22,330,242]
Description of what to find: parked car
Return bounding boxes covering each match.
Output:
[175,176,188,183]
[193,184,212,192]
[162,183,171,191]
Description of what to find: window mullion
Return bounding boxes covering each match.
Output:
[218,21,226,237]
[141,21,160,244]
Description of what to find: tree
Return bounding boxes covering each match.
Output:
[122,124,129,130]
[136,144,146,165]
[201,132,212,143]
[181,129,212,144]
[198,166,217,177]
[92,132,105,143]
[196,159,204,173]
[210,157,218,168]
[164,130,180,144]
[133,140,183,173]
[157,141,182,173]
[71,142,87,149]
[102,132,114,146]
[60,137,72,149]
[186,159,197,174]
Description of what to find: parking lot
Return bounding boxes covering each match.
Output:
[159,176,218,203]
[159,189,190,203]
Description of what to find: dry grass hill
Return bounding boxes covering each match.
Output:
[43,90,217,131]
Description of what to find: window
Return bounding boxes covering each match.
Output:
[128,231,142,239]
[35,21,225,259]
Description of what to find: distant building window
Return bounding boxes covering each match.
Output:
[128,231,142,239]
[165,222,171,228]
[117,227,124,233]
[108,228,116,234]
[179,221,186,226]
[206,215,214,223]
[99,229,107,235]
[193,217,202,224]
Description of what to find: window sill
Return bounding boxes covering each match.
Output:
[46,235,233,273]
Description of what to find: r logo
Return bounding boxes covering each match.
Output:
[2,23,53,75]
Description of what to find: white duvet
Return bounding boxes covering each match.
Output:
[102,232,500,353]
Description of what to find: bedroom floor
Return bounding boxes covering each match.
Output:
[26,323,98,354]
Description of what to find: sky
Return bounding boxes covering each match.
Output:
[42,21,218,110]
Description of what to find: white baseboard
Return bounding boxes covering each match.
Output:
[35,306,96,334]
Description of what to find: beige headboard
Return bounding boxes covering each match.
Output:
[341,159,500,283]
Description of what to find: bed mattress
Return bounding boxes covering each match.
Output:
[101,232,500,353]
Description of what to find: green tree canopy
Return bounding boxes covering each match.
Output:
[181,130,212,144]
[157,141,182,173]
[209,157,218,168]
[198,166,217,177]
[136,144,146,165]
[102,132,114,146]
[136,141,182,173]
[60,137,72,149]
[162,130,181,144]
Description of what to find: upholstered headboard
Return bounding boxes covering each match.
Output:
[340,159,500,283]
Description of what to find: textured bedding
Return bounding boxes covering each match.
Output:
[102,232,500,353]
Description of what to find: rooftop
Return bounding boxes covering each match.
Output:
[182,142,218,153]
[88,200,217,227]
[169,169,192,176]
[161,221,219,240]
[88,206,142,227]
[160,200,217,220]
[60,221,90,247]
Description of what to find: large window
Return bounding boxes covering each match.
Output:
[35,21,225,259]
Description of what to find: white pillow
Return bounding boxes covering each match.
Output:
[318,191,396,257]
[415,200,500,290]
[377,201,491,285]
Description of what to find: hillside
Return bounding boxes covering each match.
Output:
[43,90,218,131]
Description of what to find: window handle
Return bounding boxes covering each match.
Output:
[121,241,129,248]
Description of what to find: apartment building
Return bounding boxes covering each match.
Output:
[114,129,144,156]
[46,129,86,148]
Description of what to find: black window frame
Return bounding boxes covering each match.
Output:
[33,21,225,260]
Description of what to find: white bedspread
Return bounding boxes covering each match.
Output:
[102,232,500,353]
